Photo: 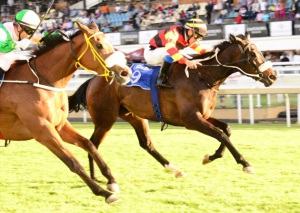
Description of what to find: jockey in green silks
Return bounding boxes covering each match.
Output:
[0,9,41,75]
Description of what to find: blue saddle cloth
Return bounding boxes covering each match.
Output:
[126,63,164,122]
[126,63,160,90]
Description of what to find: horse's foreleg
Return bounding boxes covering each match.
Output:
[203,117,231,164]
[30,123,118,203]
[58,121,119,193]
[120,113,186,178]
[184,114,254,173]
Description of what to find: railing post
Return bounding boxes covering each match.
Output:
[249,94,254,124]
[256,94,262,107]
[267,94,271,106]
[285,94,291,127]
[83,110,87,123]
[237,94,242,124]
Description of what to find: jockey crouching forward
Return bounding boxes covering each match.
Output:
[0,9,42,76]
[144,19,212,88]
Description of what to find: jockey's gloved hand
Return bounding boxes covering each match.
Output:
[16,38,31,50]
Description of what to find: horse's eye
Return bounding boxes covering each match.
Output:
[250,52,256,57]
[96,44,103,49]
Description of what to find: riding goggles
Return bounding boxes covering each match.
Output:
[194,32,203,40]
[22,27,34,35]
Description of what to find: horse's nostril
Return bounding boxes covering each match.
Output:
[269,75,277,80]
[121,71,128,76]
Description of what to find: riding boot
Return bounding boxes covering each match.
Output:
[0,67,5,76]
[156,61,172,88]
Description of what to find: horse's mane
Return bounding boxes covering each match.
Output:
[191,34,246,60]
[31,30,82,56]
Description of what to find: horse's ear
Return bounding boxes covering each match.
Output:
[245,31,251,40]
[75,21,85,30]
[90,21,99,30]
[75,21,91,34]
[229,34,236,42]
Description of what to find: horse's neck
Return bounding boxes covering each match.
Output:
[37,41,80,88]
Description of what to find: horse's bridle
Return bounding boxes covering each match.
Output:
[69,32,111,81]
[215,41,272,79]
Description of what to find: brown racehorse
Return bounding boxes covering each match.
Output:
[0,21,132,204]
[69,32,277,187]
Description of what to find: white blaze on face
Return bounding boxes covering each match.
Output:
[105,51,127,68]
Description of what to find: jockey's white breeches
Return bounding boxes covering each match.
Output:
[143,46,167,66]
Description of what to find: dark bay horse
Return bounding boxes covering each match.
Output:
[69,32,277,187]
[0,21,132,203]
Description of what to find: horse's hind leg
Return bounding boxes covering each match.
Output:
[203,117,231,164]
[58,121,119,194]
[119,110,186,178]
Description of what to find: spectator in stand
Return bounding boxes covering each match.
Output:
[140,14,151,30]
[260,0,268,12]
[255,10,263,21]
[129,13,140,31]
[122,21,134,31]
[62,6,70,21]
[290,0,299,20]
[191,10,198,19]
[101,23,111,33]
[250,0,260,21]
[90,13,97,23]
[280,52,290,62]
[187,3,197,11]
[214,13,224,24]
[205,0,214,24]
[61,18,73,31]
[261,10,270,21]
[275,0,286,20]
[101,3,110,17]
[264,51,274,61]
[80,12,91,25]
[184,10,191,23]
[179,10,186,24]
[95,6,102,18]
[235,12,243,23]
[115,3,122,13]
[127,1,135,12]
[70,9,78,18]
[225,0,234,14]
[296,0,300,14]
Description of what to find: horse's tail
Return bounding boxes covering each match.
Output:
[68,78,93,113]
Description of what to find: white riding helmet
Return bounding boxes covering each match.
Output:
[15,9,40,30]
[185,18,207,37]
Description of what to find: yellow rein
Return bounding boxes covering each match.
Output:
[75,32,110,81]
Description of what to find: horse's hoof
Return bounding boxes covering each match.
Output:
[243,166,255,174]
[107,183,120,194]
[165,164,186,178]
[105,194,121,204]
[175,170,187,178]
[202,154,212,165]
